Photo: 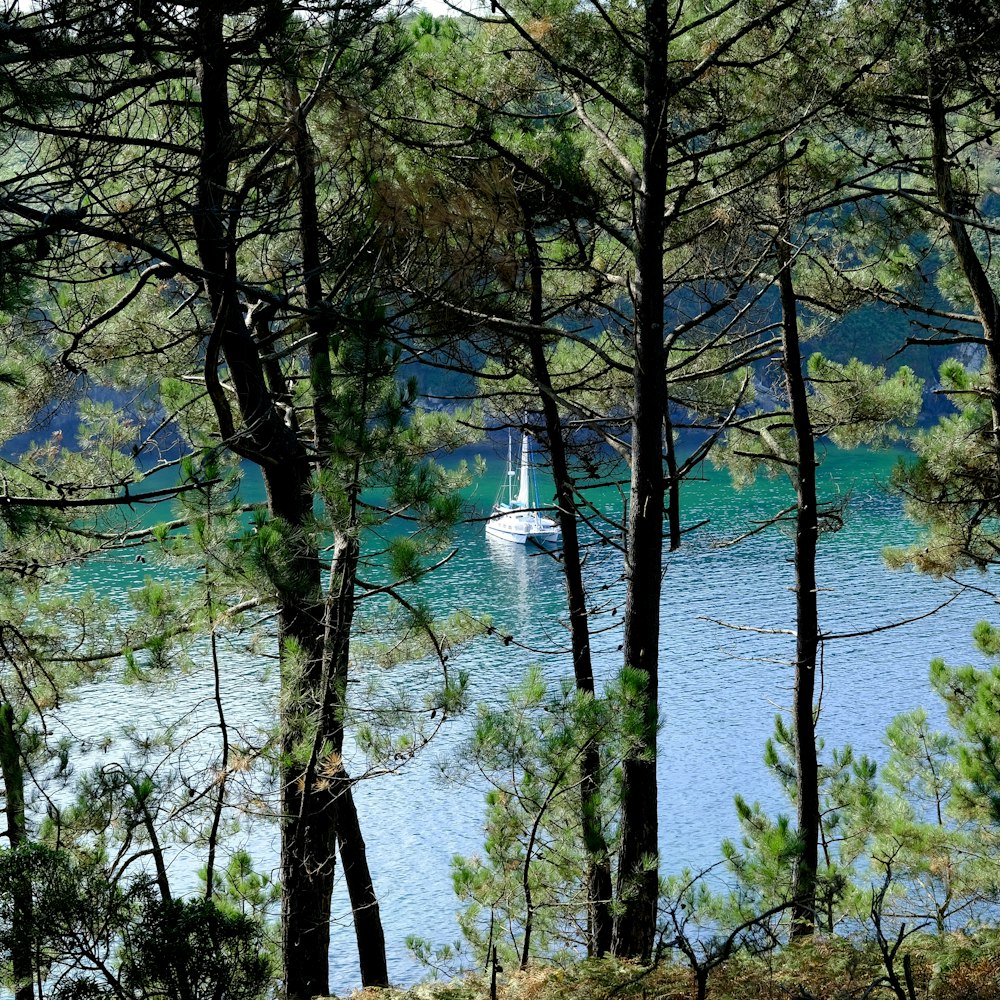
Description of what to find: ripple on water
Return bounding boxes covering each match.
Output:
[47,449,1000,992]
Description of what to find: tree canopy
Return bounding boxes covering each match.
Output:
[4,1,1000,998]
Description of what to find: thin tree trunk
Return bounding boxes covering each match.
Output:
[279,48,338,466]
[0,703,33,1000]
[335,770,388,987]
[523,225,613,956]
[664,409,682,552]
[204,561,229,901]
[280,46,389,987]
[612,0,669,958]
[927,67,1000,448]
[776,163,820,938]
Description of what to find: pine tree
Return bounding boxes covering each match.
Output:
[1,3,474,992]
[388,1,837,958]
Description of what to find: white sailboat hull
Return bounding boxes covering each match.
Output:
[485,506,562,546]
[486,430,561,547]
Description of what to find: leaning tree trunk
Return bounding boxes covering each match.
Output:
[523,224,613,956]
[321,533,388,987]
[612,0,670,959]
[335,768,387,985]
[927,66,1000,451]
[280,45,389,988]
[776,165,820,938]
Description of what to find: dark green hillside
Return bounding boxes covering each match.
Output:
[823,304,979,420]
[412,300,973,424]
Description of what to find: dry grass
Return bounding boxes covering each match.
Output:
[334,933,1000,1000]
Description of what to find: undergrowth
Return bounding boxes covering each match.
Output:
[335,931,1000,1000]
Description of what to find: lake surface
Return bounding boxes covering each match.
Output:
[49,445,1000,994]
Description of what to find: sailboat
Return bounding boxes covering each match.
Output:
[485,430,562,547]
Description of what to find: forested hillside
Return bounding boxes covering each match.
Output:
[1,2,1000,999]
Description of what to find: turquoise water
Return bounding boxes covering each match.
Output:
[48,445,1000,992]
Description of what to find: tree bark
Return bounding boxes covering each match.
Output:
[0,703,33,1000]
[335,769,388,987]
[272,485,337,1000]
[523,225,613,956]
[612,0,670,959]
[280,46,389,988]
[191,11,350,996]
[280,530,358,1000]
[927,65,1000,449]
[776,163,820,938]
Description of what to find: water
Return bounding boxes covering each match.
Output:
[44,445,1000,993]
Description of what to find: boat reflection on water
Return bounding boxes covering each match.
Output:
[484,530,555,622]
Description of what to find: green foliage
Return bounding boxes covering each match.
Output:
[0,842,268,1000]
[714,415,795,488]
[0,844,145,997]
[858,707,993,934]
[887,361,1000,575]
[721,796,802,908]
[200,849,280,927]
[451,669,614,968]
[478,333,632,428]
[116,895,271,1000]
[719,716,877,933]
[714,687,1000,942]
[807,356,923,449]
[13,0,1000,993]
[236,510,314,601]
[605,665,659,761]
[931,629,1000,827]
[718,356,922,489]
[873,242,923,292]
[405,934,470,981]
[882,709,958,815]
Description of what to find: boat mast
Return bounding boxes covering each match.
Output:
[506,429,516,505]
[516,432,531,509]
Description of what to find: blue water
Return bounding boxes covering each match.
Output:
[47,446,1000,993]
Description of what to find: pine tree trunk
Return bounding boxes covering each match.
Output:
[524,225,613,956]
[776,166,820,938]
[0,704,33,1000]
[927,71,1000,448]
[280,801,336,999]
[612,0,669,957]
[336,771,388,987]
[194,56,339,986]
[279,50,388,990]
[191,11,384,993]
[271,471,336,1000]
